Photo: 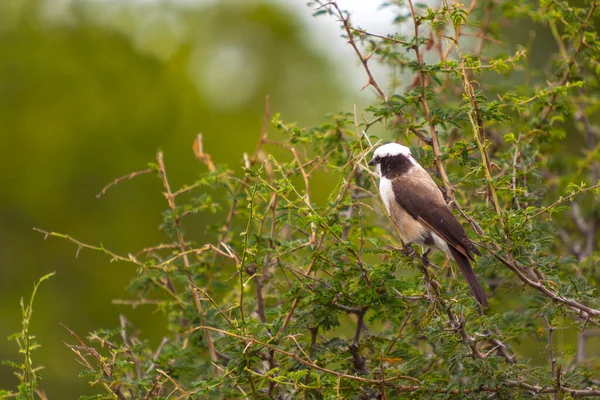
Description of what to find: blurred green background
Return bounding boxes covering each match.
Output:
[0,0,358,397]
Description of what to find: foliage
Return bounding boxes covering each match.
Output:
[1,273,54,400]
[4,0,600,398]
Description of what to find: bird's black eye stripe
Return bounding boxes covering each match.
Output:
[374,156,381,162]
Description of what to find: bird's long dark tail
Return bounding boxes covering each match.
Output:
[448,247,488,307]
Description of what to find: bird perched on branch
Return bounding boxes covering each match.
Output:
[369,143,487,307]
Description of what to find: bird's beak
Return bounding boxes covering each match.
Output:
[368,159,376,166]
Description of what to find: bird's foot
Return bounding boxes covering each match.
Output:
[421,248,432,267]
[401,242,415,256]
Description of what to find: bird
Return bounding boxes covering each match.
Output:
[368,142,487,307]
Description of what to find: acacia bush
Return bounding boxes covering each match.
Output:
[5,0,600,398]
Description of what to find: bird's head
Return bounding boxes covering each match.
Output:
[369,143,416,178]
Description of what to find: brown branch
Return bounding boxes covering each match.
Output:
[525,182,600,222]
[403,246,484,359]
[450,14,503,217]
[61,324,128,400]
[543,315,557,380]
[157,369,191,397]
[192,325,420,386]
[33,228,138,265]
[280,234,327,334]
[441,0,479,61]
[193,133,216,172]
[408,0,454,198]
[326,2,387,100]
[96,168,153,199]
[349,307,369,375]
[351,28,409,46]
[291,147,317,244]
[134,243,185,258]
[539,0,598,125]
[193,325,600,396]
[488,337,516,364]
[484,245,600,320]
[156,151,218,362]
[510,134,522,209]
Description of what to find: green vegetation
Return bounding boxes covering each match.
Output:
[3,0,600,398]
[1,273,54,400]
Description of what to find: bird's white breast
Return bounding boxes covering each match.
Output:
[379,177,395,214]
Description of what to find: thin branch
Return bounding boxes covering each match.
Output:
[96,168,153,199]
[441,0,479,60]
[192,326,600,396]
[351,28,409,46]
[539,0,598,124]
[33,228,138,264]
[484,245,600,320]
[543,315,557,380]
[193,133,216,172]
[408,0,454,198]
[280,234,327,334]
[156,151,218,362]
[326,1,387,100]
[191,325,420,386]
[525,182,600,222]
[349,307,369,375]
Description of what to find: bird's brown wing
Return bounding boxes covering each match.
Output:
[391,171,481,260]
[391,170,486,306]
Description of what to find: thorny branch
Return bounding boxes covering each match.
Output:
[485,246,600,322]
[324,2,387,100]
[96,168,154,199]
[408,0,454,198]
[539,0,598,124]
[191,326,600,397]
[156,151,218,362]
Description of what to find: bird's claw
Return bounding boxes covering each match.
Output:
[401,243,415,256]
[421,248,432,266]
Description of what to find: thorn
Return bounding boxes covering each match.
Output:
[364,48,377,61]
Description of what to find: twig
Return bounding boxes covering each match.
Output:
[33,228,138,264]
[325,2,387,100]
[213,95,270,259]
[96,168,153,198]
[408,0,454,198]
[349,307,369,375]
[192,326,600,396]
[484,245,600,320]
[156,151,218,362]
[543,315,557,380]
[280,234,327,334]
[539,0,598,124]
[191,325,420,386]
[402,246,484,359]
[61,324,127,400]
[350,28,409,46]
[441,0,479,60]
[525,182,600,222]
[193,133,216,172]
[157,369,191,396]
[449,8,502,217]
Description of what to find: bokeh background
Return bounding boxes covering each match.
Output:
[0,0,594,398]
